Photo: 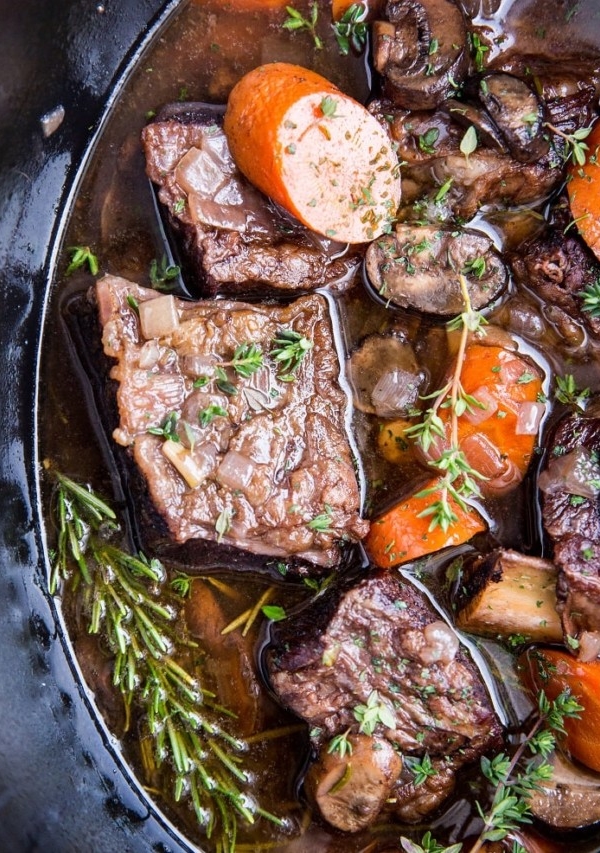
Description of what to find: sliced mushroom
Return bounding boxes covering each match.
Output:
[528,750,600,829]
[305,733,402,832]
[346,334,425,416]
[372,0,469,110]
[364,223,508,316]
[477,73,549,163]
[445,101,507,153]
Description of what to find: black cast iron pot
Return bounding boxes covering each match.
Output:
[0,1,195,850]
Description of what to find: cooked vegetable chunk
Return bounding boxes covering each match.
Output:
[365,223,507,316]
[224,62,401,243]
[365,476,486,568]
[454,549,563,643]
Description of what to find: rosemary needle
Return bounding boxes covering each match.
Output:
[48,471,282,850]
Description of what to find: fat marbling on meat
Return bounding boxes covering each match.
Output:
[96,274,368,568]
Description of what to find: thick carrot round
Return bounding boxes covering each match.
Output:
[567,121,600,261]
[365,477,486,568]
[524,647,600,772]
[224,62,401,243]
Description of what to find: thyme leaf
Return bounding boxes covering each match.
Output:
[283,3,323,49]
[270,328,313,380]
[332,3,368,55]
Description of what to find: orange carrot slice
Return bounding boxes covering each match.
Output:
[567,121,600,261]
[525,647,600,772]
[365,477,486,568]
[224,62,401,243]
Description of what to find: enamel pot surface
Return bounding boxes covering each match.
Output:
[0,1,193,850]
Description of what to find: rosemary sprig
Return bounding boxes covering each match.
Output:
[48,472,282,850]
[269,328,313,381]
[404,276,487,531]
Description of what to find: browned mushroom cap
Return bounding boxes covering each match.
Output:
[346,334,425,416]
[372,0,469,110]
[364,223,508,316]
[528,750,600,829]
[305,733,402,832]
[477,73,549,163]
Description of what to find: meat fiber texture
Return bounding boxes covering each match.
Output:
[142,105,359,297]
[96,275,368,568]
[540,409,600,639]
[267,570,502,763]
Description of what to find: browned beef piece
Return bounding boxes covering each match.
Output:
[96,274,368,569]
[266,570,502,829]
[539,408,600,644]
[141,103,360,297]
[509,203,600,342]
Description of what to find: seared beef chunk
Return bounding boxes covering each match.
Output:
[96,275,368,568]
[372,0,469,110]
[142,103,359,297]
[539,407,600,648]
[266,571,502,829]
[509,203,600,343]
[364,223,507,316]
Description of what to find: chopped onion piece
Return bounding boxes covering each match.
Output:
[175,146,226,197]
[578,631,600,662]
[371,368,421,417]
[162,439,206,489]
[462,386,497,425]
[139,294,179,340]
[138,339,161,369]
[420,621,459,664]
[187,192,248,231]
[516,401,545,435]
[217,450,255,492]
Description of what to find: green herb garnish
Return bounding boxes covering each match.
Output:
[48,472,282,849]
[332,3,368,55]
[270,329,313,381]
[149,254,180,290]
[65,245,99,276]
[283,3,323,49]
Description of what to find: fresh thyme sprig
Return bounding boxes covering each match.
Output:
[149,254,180,290]
[404,276,487,531]
[554,372,591,412]
[332,3,368,55]
[399,689,582,853]
[65,245,99,276]
[544,121,593,165]
[269,328,313,381]
[580,278,600,317]
[283,3,323,50]
[48,472,282,851]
